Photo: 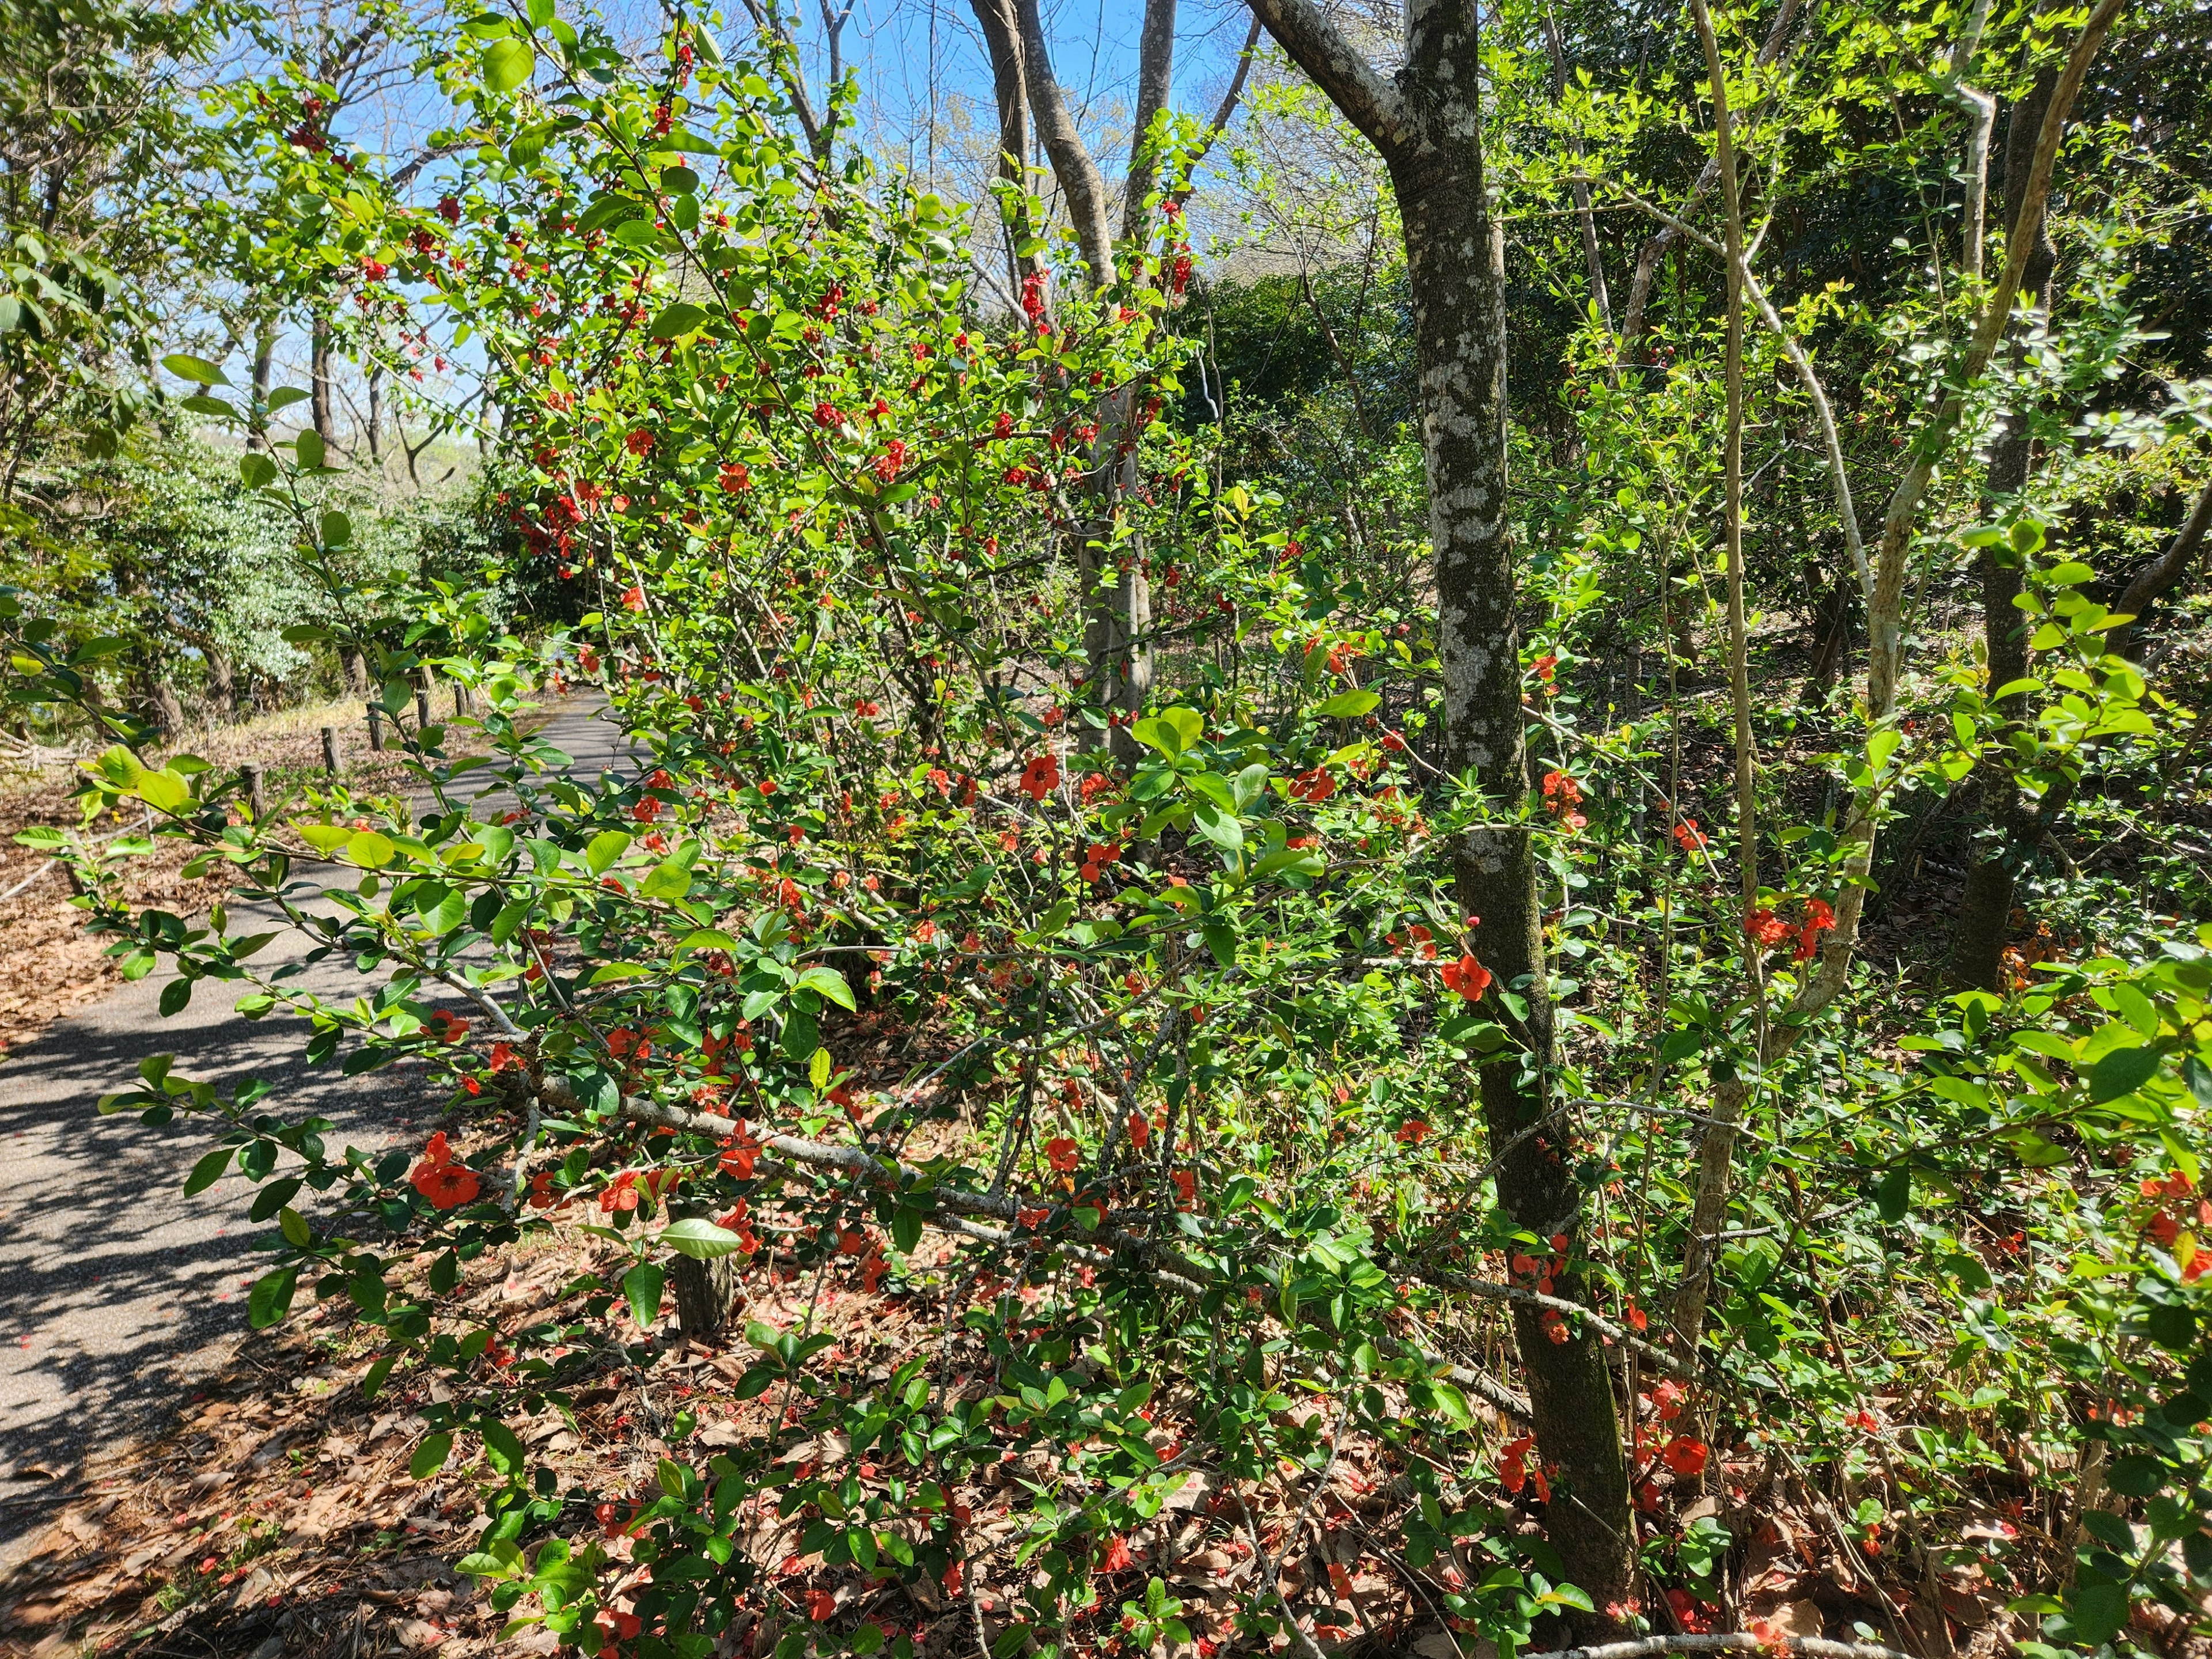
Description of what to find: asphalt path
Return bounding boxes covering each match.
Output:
[0,698,638,1537]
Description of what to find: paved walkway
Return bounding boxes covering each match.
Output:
[0,698,637,1531]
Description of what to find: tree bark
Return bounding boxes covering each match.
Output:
[968,0,1045,289]
[207,645,236,722]
[249,319,276,452]
[310,304,336,445]
[1010,0,1116,282]
[671,1253,736,1337]
[1121,0,1179,241]
[1243,0,1633,1620]
[2109,477,2212,658]
[1948,69,2061,993]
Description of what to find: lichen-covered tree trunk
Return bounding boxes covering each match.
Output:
[1398,41,1637,1633]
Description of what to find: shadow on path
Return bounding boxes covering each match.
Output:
[0,698,641,1541]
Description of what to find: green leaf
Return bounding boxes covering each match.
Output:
[652,302,708,338]
[794,964,856,1010]
[248,1267,298,1329]
[347,830,397,869]
[2147,1304,2196,1351]
[183,1145,234,1195]
[1190,801,1243,852]
[137,770,188,811]
[1315,690,1380,719]
[410,1431,454,1479]
[482,1420,526,1476]
[294,429,325,471]
[584,829,631,874]
[2066,1582,2128,1647]
[158,976,192,1017]
[623,1261,666,1328]
[892,1206,923,1253]
[320,509,353,548]
[662,1217,748,1259]
[161,353,229,387]
[1876,1166,1910,1222]
[639,857,694,899]
[1202,921,1237,967]
[279,1206,312,1248]
[2090,1044,2162,1103]
[483,36,535,91]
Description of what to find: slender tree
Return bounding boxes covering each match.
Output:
[1238,0,1636,1618]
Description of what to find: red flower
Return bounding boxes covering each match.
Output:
[620,585,646,612]
[806,1589,838,1621]
[1499,1433,1534,1494]
[438,195,461,222]
[1171,1169,1195,1208]
[625,429,654,454]
[1661,1435,1709,1476]
[1744,908,1793,949]
[1794,896,1837,960]
[1046,1137,1080,1173]
[874,439,907,482]
[814,402,842,428]
[1532,653,1558,683]
[1440,953,1491,1002]
[1289,766,1335,804]
[1396,1120,1428,1145]
[1101,1534,1135,1573]
[1672,818,1707,851]
[1018,752,1060,801]
[410,1133,480,1210]
[718,461,751,493]
[1126,1112,1150,1149]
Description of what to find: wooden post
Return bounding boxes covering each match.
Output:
[241,763,266,821]
[415,688,431,729]
[321,725,340,774]
[367,707,385,752]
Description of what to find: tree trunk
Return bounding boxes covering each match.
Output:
[249,319,276,451]
[2109,478,2212,658]
[1011,0,1115,282]
[1948,70,2059,993]
[1121,0,1179,240]
[968,0,1044,290]
[311,305,336,445]
[366,364,384,464]
[671,1253,736,1338]
[1082,390,1154,763]
[1235,0,1635,1619]
[1403,110,1636,1646]
[208,646,237,722]
[1802,562,1854,704]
